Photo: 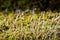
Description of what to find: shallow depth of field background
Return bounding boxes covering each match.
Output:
[0,0,60,40]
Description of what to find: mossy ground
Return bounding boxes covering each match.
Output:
[0,11,60,40]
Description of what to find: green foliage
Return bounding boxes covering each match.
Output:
[24,16,31,25]
[33,14,38,21]
[0,11,60,40]
[6,33,15,40]
[3,24,9,30]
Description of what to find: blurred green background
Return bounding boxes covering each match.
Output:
[0,0,60,12]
